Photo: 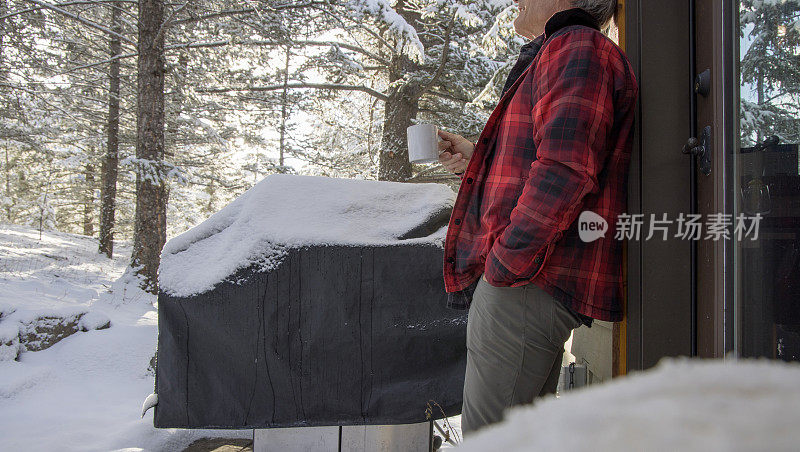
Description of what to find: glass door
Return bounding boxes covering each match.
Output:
[694,0,800,360]
[735,0,800,361]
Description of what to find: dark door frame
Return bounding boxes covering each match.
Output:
[624,0,738,370]
[624,0,695,371]
[694,0,737,358]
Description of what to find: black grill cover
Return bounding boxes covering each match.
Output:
[154,243,467,428]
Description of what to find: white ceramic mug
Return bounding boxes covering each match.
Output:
[407,124,439,164]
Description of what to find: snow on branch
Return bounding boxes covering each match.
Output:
[481,4,519,56]
[121,158,187,186]
[347,0,426,63]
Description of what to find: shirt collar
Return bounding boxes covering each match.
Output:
[542,7,600,41]
[520,34,545,54]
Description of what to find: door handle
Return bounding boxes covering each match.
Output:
[683,125,712,176]
[695,69,711,97]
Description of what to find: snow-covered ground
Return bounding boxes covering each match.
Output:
[0,224,250,451]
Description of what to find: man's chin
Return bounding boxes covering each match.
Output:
[513,21,534,39]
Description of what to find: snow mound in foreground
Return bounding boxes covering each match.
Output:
[460,358,800,452]
[159,174,455,297]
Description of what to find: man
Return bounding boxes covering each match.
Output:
[437,0,638,434]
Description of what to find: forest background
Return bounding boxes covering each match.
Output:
[1,0,795,293]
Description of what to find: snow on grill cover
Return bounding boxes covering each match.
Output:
[154,174,467,428]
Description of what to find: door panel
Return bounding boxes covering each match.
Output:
[695,0,800,360]
[694,0,734,357]
[625,0,694,370]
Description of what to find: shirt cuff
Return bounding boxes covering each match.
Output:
[485,244,549,287]
[483,249,518,286]
[445,278,479,310]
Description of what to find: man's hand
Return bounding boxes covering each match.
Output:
[437,130,474,175]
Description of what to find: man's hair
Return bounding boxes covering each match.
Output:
[569,0,618,29]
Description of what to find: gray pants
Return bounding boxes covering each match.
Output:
[461,275,583,435]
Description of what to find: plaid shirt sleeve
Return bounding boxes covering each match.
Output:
[484,31,617,286]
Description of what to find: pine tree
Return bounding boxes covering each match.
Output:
[132,0,168,293]
[0,0,528,286]
[739,0,800,147]
[334,0,518,181]
[197,1,517,181]
[99,2,125,258]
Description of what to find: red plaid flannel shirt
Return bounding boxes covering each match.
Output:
[443,18,638,322]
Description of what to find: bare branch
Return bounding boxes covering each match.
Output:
[246,39,389,66]
[56,38,389,76]
[171,7,254,25]
[1,0,135,21]
[166,39,229,50]
[152,0,191,50]
[428,88,471,104]
[171,2,326,26]
[309,5,398,58]
[197,82,389,102]
[420,11,456,96]
[57,50,137,75]
[26,0,137,45]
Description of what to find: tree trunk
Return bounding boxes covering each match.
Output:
[377,3,421,182]
[132,0,167,293]
[83,163,95,236]
[1,0,11,222]
[99,4,121,258]
[203,180,215,215]
[166,2,194,156]
[3,149,10,222]
[368,96,378,166]
[378,82,419,181]
[166,53,188,152]
[279,45,291,168]
[757,67,764,144]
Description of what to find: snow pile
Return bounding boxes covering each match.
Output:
[460,358,800,452]
[0,224,250,451]
[159,174,455,297]
[0,226,118,361]
[0,304,112,361]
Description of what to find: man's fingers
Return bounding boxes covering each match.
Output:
[438,140,452,151]
[440,153,462,165]
[444,157,466,173]
[438,129,459,142]
[438,148,467,175]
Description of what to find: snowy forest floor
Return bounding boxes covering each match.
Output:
[0,223,252,451]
